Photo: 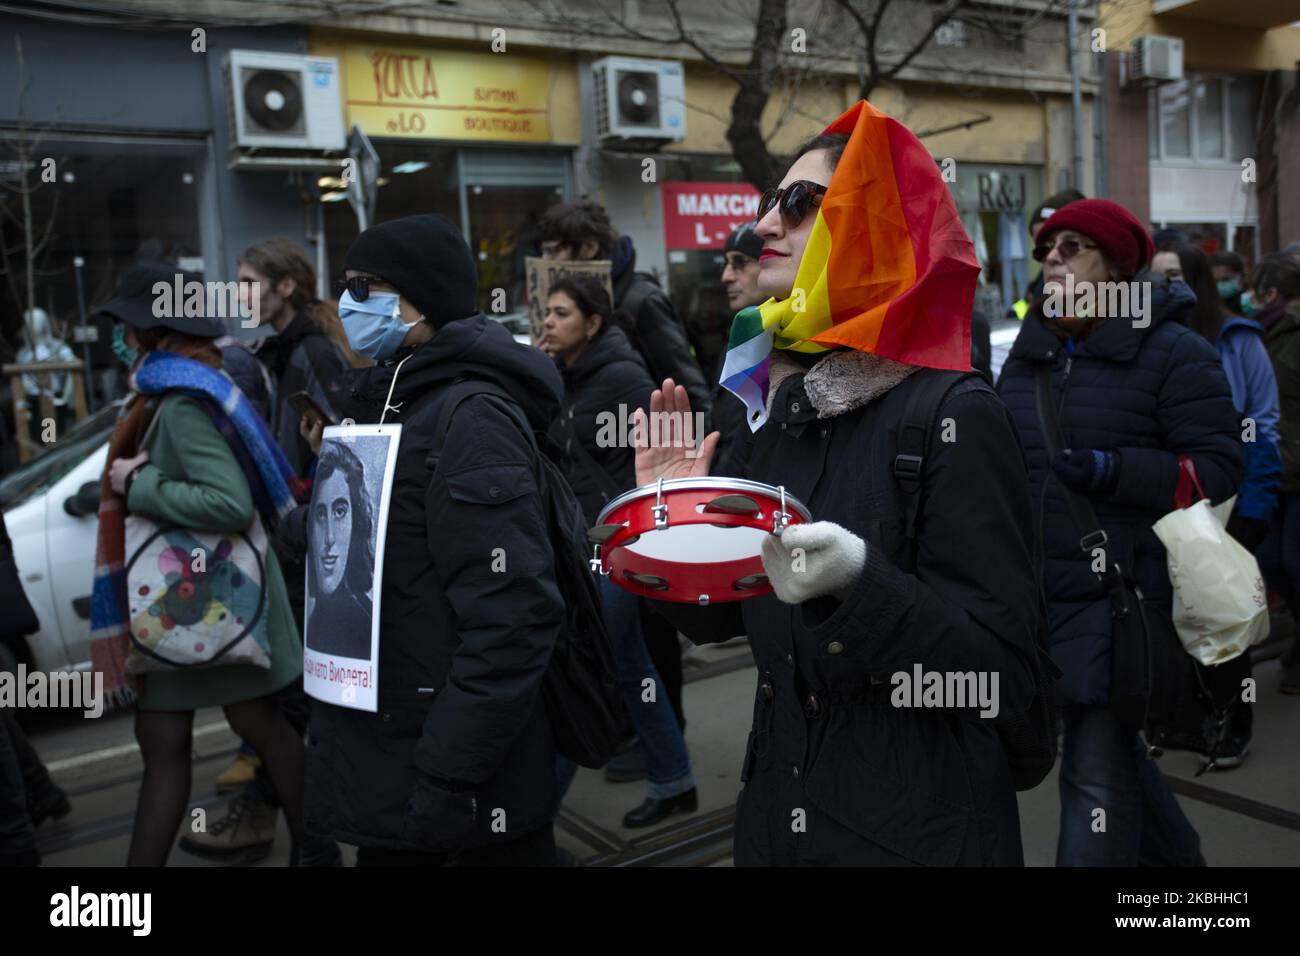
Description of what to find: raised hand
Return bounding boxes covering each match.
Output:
[633,378,720,486]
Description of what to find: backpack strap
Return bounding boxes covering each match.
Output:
[893,369,984,566]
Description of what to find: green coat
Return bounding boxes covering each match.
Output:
[126,393,302,711]
[1264,303,1300,493]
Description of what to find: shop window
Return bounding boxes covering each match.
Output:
[1196,78,1224,159]
[1158,80,1192,158]
[656,154,755,376]
[943,163,1044,316]
[0,137,202,415]
[1227,75,1261,162]
[1150,73,1260,164]
[320,144,570,318]
[321,144,460,290]
[467,181,565,314]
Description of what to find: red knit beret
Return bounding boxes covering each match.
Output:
[1034,198,1156,277]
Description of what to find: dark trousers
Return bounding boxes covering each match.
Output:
[355,824,556,867]
[2,707,55,798]
[0,709,36,858]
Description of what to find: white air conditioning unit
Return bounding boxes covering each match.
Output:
[225,50,346,151]
[592,57,686,146]
[1131,36,1184,83]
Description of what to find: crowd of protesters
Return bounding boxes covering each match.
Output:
[4,97,1300,868]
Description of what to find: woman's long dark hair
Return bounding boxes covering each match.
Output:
[1165,241,1226,343]
[308,440,375,605]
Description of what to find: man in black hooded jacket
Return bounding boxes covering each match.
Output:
[297,215,565,865]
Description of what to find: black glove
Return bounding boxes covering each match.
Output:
[1051,448,1120,496]
[1226,511,1270,553]
[400,773,479,852]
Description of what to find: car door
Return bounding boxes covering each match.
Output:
[5,495,61,672]
[45,442,109,668]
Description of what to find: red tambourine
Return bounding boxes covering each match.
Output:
[589,477,812,604]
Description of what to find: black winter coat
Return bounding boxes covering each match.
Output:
[256,313,351,477]
[613,258,711,421]
[1262,299,1300,492]
[548,325,654,526]
[653,367,1041,865]
[303,314,566,851]
[996,274,1243,706]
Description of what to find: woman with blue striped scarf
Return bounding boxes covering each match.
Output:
[90,283,317,866]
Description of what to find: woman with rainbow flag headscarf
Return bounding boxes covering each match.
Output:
[635,102,1045,866]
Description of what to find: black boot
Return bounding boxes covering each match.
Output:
[290,833,343,867]
[622,788,698,829]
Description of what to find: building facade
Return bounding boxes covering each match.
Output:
[5,0,1112,358]
[1099,0,1300,262]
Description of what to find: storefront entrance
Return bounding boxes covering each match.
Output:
[321,144,571,317]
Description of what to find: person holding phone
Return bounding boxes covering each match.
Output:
[238,238,367,477]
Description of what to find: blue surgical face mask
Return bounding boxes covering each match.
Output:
[338,289,421,361]
[112,324,138,367]
[1217,278,1240,300]
[1240,290,1265,318]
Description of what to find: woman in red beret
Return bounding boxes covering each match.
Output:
[996,198,1244,866]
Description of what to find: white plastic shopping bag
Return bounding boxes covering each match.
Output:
[1152,458,1270,666]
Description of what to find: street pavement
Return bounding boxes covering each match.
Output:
[23,626,1300,867]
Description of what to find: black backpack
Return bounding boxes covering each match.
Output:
[891,369,1060,791]
[427,378,628,769]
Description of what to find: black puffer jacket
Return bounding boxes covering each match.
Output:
[303,314,565,851]
[996,274,1243,706]
[653,366,1041,866]
[548,325,654,526]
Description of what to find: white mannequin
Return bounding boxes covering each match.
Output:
[17,308,76,406]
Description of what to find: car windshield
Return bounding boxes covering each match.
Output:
[0,402,122,510]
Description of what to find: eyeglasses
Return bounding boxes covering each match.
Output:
[757,181,828,231]
[332,275,382,301]
[1032,237,1098,263]
[723,253,756,272]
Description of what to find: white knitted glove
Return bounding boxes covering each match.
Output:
[760,521,867,605]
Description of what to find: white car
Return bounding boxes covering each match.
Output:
[1,403,119,674]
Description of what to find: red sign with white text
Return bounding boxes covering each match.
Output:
[660,181,762,251]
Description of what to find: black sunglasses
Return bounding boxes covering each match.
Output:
[758,181,827,231]
[332,275,383,301]
[1032,237,1097,263]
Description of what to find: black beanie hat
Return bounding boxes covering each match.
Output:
[724,221,764,260]
[343,214,478,328]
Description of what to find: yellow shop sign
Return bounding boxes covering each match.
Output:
[322,42,559,142]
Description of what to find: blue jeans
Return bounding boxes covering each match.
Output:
[1258,491,1300,620]
[1057,703,1202,866]
[599,578,695,800]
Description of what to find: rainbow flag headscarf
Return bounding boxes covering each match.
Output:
[721,100,979,430]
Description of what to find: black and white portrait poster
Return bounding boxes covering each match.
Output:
[303,424,400,712]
